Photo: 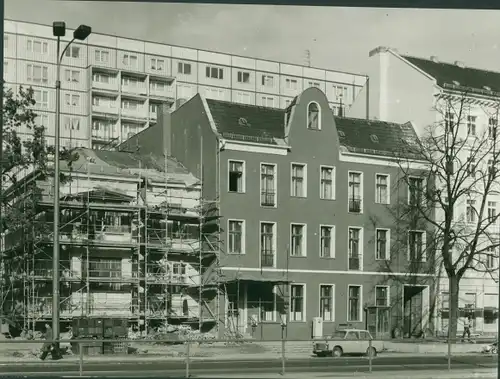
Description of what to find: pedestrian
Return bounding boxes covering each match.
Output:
[462,315,472,342]
[40,323,57,360]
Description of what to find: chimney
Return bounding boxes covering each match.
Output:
[430,56,439,63]
[454,60,465,68]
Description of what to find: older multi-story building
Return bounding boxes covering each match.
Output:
[3,19,368,150]
[362,46,500,336]
[0,147,223,335]
[120,87,437,340]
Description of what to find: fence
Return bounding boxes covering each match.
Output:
[0,336,496,377]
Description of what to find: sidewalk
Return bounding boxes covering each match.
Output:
[201,369,497,379]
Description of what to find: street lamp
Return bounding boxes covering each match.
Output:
[51,21,91,355]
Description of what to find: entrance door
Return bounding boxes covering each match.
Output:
[226,285,246,334]
[404,286,424,337]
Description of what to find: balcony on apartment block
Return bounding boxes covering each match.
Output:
[121,75,147,98]
[121,100,147,120]
[92,96,119,118]
[91,121,119,146]
[149,79,175,100]
[92,70,119,93]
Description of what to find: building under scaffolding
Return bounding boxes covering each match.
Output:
[0,147,222,335]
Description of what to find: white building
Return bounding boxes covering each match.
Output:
[360,46,499,336]
[3,19,368,149]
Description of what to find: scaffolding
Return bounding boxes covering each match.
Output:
[0,148,222,335]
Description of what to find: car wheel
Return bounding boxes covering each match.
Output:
[366,347,377,358]
[332,346,343,357]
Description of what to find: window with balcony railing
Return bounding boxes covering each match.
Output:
[260,223,275,267]
[348,227,362,270]
[348,172,362,213]
[260,164,276,207]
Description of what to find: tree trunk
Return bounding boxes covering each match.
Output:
[448,275,460,341]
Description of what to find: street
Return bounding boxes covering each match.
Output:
[0,354,496,377]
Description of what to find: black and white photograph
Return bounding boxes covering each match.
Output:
[0,1,498,378]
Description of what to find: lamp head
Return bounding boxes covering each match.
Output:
[52,21,66,37]
[74,25,92,41]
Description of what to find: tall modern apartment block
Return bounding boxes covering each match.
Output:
[3,19,369,149]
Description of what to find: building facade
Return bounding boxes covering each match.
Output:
[361,46,500,336]
[121,87,437,340]
[3,19,368,150]
[0,147,224,335]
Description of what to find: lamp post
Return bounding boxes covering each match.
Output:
[51,22,91,354]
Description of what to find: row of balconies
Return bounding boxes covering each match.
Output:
[16,258,200,286]
[92,77,175,99]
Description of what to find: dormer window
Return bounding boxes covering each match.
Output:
[307,102,320,130]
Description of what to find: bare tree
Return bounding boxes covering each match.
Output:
[373,91,500,340]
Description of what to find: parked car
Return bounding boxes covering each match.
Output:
[313,329,384,357]
[482,341,498,354]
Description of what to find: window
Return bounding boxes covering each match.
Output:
[408,177,424,206]
[64,69,80,83]
[485,248,496,269]
[466,199,477,223]
[467,115,476,136]
[348,285,362,322]
[206,66,224,80]
[94,50,110,63]
[375,229,389,260]
[228,160,245,193]
[489,117,497,139]
[122,53,138,68]
[228,220,244,254]
[348,172,362,213]
[308,81,320,88]
[235,91,251,105]
[261,96,275,108]
[291,163,306,197]
[441,292,450,309]
[150,81,166,91]
[237,71,250,83]
[285,78,298,90]
[178,62,192,75]
[320,226,334,258]
[64,117,80,131]
[4,35,8,49]
[320,166,335,200]
[260,286,277,322]
[290,284,305,321]
[64,94,80,107]
[93,73,110,83]
[149,104,158,114]
[33,90,49,109]
[307,102,320,130]
[121,100,140,110]
[26,39,48,54]
[375,286,389,307]
[467,156,476,176]
[488,201,497,223]
[261,75,274,87]
[375,174,389,204]
[319,285,334,321]
[260,164,276,207]
[65,46,80,58]
[290,224,306,257]
[36,114,49,127]
[260,222,275,268]
[333,85,348,102]
[445,111,455,129]
[27,64,48,84]
[408,230,426,261]
[348,227,362,270]
[150,58,165,71]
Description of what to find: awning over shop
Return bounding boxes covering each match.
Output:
[219,270,293,285]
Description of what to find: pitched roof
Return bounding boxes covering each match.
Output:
[60,148,198,185]
[204,99,420,158]
[402,55,500,96]
[205,99,285,145]
[334,116,420,158]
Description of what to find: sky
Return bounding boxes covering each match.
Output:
[5,0,500,75]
